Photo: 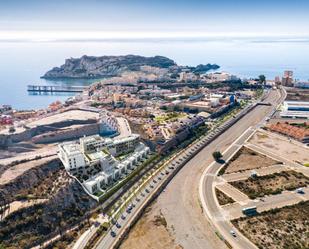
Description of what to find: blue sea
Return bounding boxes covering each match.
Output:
[0,39,309,110]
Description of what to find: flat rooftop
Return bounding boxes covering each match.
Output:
[285,101,309,107]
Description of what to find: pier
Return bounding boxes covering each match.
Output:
[27,85,87,93]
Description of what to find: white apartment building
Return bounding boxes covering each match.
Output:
[206,72,239,82]
[58,142,86,171]
[58,133,150,195]
[83,145,149,194]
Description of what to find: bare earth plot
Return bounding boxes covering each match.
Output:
[229,170,309,199]
[232,201,309,249]
[120,200,182,249]
[0,155,58,185]
[215,188,235,205]
[1,199,48,219]
[0,143,57,164]
[219,146,280,175]
[249,130,309,164]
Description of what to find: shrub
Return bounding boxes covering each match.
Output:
[212,151,223,161]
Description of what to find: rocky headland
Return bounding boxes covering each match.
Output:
[42,54,219,79]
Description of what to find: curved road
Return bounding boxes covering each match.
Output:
[199,88,284,249]
[153,89,282,249]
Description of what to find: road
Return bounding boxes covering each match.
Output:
[94,88,283,249]
[151,91,284,249]
[199,89,284,249]
[222,186,309,219]
[154,89,283,249]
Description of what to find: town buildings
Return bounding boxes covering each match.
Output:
[58,133,150,195]
[294,82,309,89]
[0,105,12,114]
[205,72,239,83]
[282,70,294,87]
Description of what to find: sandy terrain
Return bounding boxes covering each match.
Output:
[27,110,98,128]
[120,200,182,249]
[249,130,309,164]
[0,155,58,185]
[1,199,48,220]
[0,110,98,135]
[0,143,57,165]
[220,146,280,175]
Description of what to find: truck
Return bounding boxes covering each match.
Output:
[242,206,257,216]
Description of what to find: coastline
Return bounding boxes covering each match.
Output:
[1,40,309,110]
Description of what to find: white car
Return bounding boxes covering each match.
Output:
[230,230,237,237]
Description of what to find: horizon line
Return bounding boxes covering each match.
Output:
[1,30,309,43]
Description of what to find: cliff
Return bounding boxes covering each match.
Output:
[42,55,177,79]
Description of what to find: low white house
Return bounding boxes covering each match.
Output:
[82,144,150,194]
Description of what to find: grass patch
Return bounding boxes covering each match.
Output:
[154,112,186,124]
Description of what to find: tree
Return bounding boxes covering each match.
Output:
[258,75,266,84]
[212,151,223,162]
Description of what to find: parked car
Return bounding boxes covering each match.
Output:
[230,230,237,237]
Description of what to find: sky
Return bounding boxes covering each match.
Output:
[1,0,309,41]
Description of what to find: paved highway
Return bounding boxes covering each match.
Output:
[95,88,284,249]
[154,89,284,249]
[199,88,284,249]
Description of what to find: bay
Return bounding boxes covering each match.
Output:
[0,39,308,110]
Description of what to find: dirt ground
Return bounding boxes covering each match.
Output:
[286,87,309,102]
[0,143,57,163]
[230,170,309,199]
[0,155,58,185]
[119,200,183,249]
[232,201,309,249]
[215,188,235,205]
[249,130,309,164]
[1,199,48,220]
[220,146,280,175]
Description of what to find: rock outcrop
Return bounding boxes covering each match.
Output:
[42,54,220,79]
[42,55,177,79]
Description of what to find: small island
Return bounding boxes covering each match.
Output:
[42,54,220,80]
